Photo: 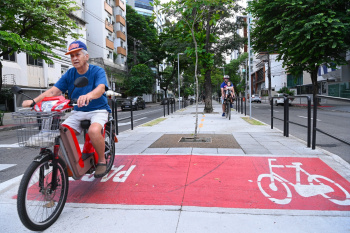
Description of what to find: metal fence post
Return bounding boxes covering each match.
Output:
[271,98,273,129]
[312,96,318,149]
[130,99,133,130]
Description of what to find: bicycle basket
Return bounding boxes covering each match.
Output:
[12,111,64,148]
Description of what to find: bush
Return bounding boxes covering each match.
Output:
[278,87,295,96]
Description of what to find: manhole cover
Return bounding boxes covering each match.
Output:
[179,137,212,143]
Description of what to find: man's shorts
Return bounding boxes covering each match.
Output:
[221,96,225,104]
[62,110,109,134]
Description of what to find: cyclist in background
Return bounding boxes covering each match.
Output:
[225,81,235,107]
[22,40,111,178]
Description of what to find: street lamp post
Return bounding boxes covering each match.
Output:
[142,59,154,65]
[238,12,252,119]
[219,66,225,76]
[178,53,184,110]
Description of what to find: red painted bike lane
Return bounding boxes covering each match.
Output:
[66,155,350,211]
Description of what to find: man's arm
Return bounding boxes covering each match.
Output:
[22,86,62,107]
[77,84,106,108]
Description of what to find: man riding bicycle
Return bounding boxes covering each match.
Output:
[22,40,111,178]
[220,76,235,117]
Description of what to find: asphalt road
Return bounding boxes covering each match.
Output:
[246,102,350,163]
[116,103,171,133]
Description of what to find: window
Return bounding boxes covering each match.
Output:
[61,65,69,75]
[3,53,16,62]
[48,63,54,68]
[27,54,43,67]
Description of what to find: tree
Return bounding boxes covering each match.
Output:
[158,0,244,138]
[124,64,154,96]
[0,0,81,91]
[249,0,350,104]
[126,5,159,68]
[225,53,248,95]
[156,23,191,98]
[158,0,245,114]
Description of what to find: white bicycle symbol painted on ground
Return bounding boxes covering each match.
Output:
[257,158,350,205]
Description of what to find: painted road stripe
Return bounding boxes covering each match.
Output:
[0,143,20,148]
[298,115,321,121]
[118,117,147,126]
[42,155,350,211]
[0,164,16,171]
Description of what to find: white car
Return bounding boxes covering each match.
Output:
[251,94,261,103]
[273,93,294,106]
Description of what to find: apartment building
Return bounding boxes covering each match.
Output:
[126,0,153,17]
[2,0,127,93]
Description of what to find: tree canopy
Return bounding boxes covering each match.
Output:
[157,0,245,113]
[126,4,160,68]
[0,0,81,90]
[249,0,350,99]
[124,64,155,96]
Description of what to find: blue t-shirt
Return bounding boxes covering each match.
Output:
[55,64,111,112]
[220,81,234,89]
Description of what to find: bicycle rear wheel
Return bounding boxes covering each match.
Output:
[229,102,231,120]
[105,122,116,173]
[225,101,229,118]
[17,156,68,231]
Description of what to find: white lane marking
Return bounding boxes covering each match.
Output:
[118,117,147,126]
[0,164,16,171]
[298,115,321,121]
[0,143,20,148]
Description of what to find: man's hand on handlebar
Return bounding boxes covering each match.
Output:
[22,100,35,108]
[77,94,93,107]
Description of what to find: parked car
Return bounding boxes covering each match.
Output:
[251,94,261,103]
[273,93,294,106]
[121,96,145,111]
[160,99,168,105]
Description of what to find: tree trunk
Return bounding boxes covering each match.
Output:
[204,69,213,113]
[203,6,214,113]
[310,67,320,106]
[0,61,3,91]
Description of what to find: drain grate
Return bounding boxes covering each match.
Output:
[179,137,212,143]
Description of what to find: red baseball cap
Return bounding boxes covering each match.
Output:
[65,40,87,55]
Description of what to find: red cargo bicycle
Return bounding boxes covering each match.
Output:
[11,77,117,231]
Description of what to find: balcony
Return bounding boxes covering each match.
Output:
[115,0,125,11]
[106,38,114,50]
[105,20,113,33]
[116,15,126,26]
[104,2,113,15]
[117,46,127,56]
[116,31,126,41]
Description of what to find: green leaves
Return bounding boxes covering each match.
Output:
[249,0,350,74]
[0,0,80,61]
[125,64,155,96]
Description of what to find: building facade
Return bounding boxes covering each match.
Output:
[2,0,128,109]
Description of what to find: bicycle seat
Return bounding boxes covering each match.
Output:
[80,120,91,130]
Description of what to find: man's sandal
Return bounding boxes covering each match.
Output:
[94,163,107,178]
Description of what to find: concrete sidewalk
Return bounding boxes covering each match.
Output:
[1,102,350,233]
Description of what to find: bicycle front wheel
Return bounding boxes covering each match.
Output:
[17,156,68,231]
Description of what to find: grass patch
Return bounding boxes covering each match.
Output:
[241,117,264,125]
[141,118,167,127]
